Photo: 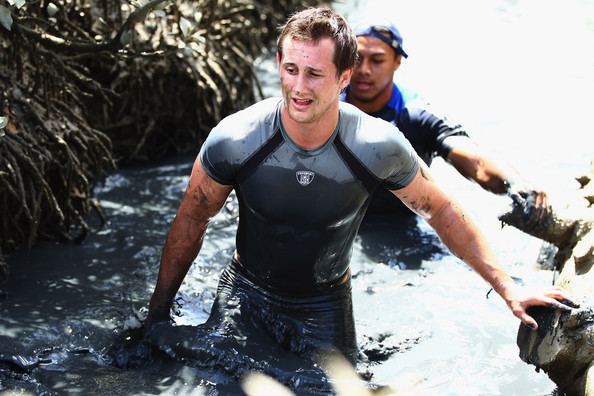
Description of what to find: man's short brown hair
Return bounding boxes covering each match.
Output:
[276,7,358,77]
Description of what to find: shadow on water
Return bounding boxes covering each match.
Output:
[0,154,237,395]
[358,213,447,270]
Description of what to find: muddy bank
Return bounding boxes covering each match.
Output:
[500,160,594,396]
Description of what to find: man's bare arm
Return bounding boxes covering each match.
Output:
[446,141,509,194]
[391,161,572,329]
[445,137,549,214]
[146,157,232,325]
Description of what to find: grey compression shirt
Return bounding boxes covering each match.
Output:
[200,98,419,293]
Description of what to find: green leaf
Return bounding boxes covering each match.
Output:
[120,30,132,46]
[47,2,58,17]
[0,116,8,129]
[191,31,205,44]
[8,0,26,9]
[0,5,12,31]
[179,17,192,37]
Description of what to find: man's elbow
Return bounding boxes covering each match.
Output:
[426,199,463,232]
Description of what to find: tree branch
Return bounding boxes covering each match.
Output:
[13,0,171,53]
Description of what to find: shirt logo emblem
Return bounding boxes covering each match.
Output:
[296,171,315,186]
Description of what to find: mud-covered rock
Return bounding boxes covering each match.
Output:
[500,160,594,396]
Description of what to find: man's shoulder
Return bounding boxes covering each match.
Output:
[339,101,402,141]
[338,101,418,189]
[216,97,281,137]
[339,101,395,127]
[200,98,281,184]
[338,102,414,168]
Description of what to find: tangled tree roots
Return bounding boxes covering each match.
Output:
[0,0,323,268]
[0,59,115,253]
[86,0,324,162]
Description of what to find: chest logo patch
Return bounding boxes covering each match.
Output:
[296,171,315,186]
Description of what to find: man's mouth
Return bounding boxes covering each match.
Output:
[292,98,313,109]
[352,81,373,91]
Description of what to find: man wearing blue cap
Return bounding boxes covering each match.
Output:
[343,19,549,220]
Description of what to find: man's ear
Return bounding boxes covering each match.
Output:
[393,54,402,72]
[276,50,282,66]
[339,68,353,91]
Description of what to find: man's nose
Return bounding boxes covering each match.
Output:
[356,59,371,75]
[293,72,308,93]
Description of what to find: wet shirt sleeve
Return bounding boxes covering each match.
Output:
[402,106,470,160]
[377,124,420,190]
[199,124,240,186]
[345,109,421,192]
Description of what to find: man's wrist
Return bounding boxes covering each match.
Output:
[503,178,521,195]
[491,275,519,303]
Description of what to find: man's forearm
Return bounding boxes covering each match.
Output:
[427,200,515,298]
[447,147,510,195]
[146,211,208,324]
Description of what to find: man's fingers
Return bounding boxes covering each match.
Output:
[534,192,544,208]
[532,191,552,222]
[525,295,574,311]
[543,297,574,311]
[544,287,580,308]
[518,312,538,330]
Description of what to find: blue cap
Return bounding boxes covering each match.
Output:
[354,19,408,58]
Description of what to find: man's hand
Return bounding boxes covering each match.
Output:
[502,284,578,330]
[143,303,172,332]
[509,187,552,224]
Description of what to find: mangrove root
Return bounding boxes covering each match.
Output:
[0,0,323,272]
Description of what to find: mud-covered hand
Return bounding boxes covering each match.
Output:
[502,284,578,330]
[143,302,173,334]
[508,186,552,224]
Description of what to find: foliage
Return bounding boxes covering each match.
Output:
[0,0,322,271]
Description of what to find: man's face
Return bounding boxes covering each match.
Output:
[350,35,401,105]
[277,36,351,126]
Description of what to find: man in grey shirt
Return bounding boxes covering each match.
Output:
[145,7,572,367]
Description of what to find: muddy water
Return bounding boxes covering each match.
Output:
[2,1,594,395]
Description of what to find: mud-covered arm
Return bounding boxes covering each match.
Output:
[444,136,549,214]
[390,161,573,329]
[146,157,232,326]
[445,136,510,194]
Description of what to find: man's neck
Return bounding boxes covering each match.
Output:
[280,105,340,150]
[347,83,393,114]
